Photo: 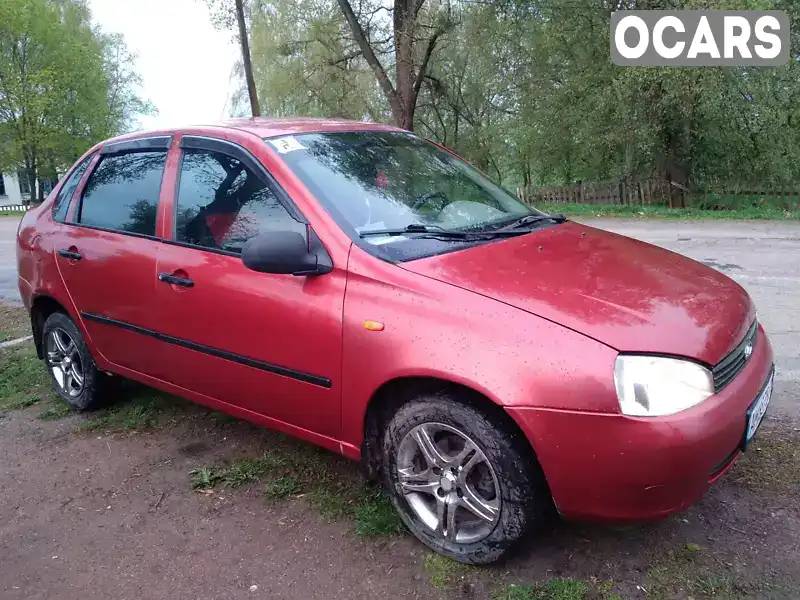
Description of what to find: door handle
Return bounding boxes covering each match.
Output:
[58,249,82,261]
[158,273,194,288]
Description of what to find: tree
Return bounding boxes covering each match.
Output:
[238,0,800,193]
[204,0,260,116]
[245,0,383,120]
[335,0,453,131]
[0,0,154,201]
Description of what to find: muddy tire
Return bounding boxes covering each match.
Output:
[382,393,552,564]
[41,312,107,411]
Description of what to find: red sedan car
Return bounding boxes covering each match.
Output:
[16,117,774,563]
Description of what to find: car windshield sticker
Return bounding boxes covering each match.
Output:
[269,136,307,154]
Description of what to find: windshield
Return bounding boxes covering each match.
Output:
[268,131,542,260]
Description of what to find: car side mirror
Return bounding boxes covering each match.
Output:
[241,229,332,276]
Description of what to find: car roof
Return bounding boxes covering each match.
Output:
[97,116,404,148]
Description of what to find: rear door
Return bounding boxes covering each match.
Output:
[152,135,345,439]
[54,137,171,374]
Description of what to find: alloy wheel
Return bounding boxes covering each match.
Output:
[396,422,501,543]
[45,328,84,398]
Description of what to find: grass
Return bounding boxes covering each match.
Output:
[492,579,620,600]
[0,305,30,343]
[0,333,182,429]
[38,399,74,420]
[645,547,738,599]
[189,443,405,536]
[0,344,51,412]
[423,553,473,589]
[263,475,299,499]
[189,466,223,490]
[731,429,800,493]
[642,544,786,599]
[74,390,178,432]
[538,202,800,220]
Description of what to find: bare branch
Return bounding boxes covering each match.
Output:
[411,27,444,106]
[336,0,402,121]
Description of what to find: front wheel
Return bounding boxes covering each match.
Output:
[382,394,552,564]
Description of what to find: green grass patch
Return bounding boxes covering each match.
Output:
[492,578,617,600]
[0,305,30,343]
[537,202,800,220]
[189,466,223,490]
[423,553,473,589]
[353,490,404,536]
[190,443,404,536]
[731,430,800,493]
[0,344,51,412]
[646,547,734,599]
[642,545,780,599]
[38,399,74,420]
[492,577,621,600]
[75,390,178,432]
[263,475,299,499]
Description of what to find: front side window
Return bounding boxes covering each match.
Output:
[53,154,94,222]
[175,148,304,253]
[76,151,167,236]
[271,132,539,260]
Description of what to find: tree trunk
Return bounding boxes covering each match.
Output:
[336,0,444,132]
[235,0,260,117]
[24,153,37,205]
[393,0,415,130]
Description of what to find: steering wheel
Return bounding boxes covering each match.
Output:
[411,190,450,214]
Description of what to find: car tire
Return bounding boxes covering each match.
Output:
[382,392,552,564]
[41,312,107,411]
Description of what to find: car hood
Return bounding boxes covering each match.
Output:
[401,222,754,365]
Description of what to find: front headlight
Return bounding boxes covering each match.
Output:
[614,355,714,417]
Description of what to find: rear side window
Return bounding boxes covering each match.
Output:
[174,148,303,253]
[76,151,167,236]
[53,154,94,222]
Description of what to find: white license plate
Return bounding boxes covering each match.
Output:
[745,369,774,445]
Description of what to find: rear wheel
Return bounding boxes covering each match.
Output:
[42,312,107,410]
[382,393,552,564]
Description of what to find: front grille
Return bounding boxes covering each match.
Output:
[712,320,758,392]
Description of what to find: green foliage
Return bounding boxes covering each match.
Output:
[243,0,800,192]
[75,391,176,432]
[0,0,154,198]
[189,466,223,489]
[38,399,73,421]
[537,202,800,220]
[423,553,472,589]
[492,579,589,600]
[0,344,50,412]
[263,475,299,499]
[189,445,404,536]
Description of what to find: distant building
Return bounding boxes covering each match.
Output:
[1,171,55,206]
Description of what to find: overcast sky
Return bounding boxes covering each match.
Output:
[88,0,239,131]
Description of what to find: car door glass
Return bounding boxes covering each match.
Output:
[76,151,167,236]
[53,154,94,223]
[175,148,304,253]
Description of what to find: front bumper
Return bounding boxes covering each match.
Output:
[507,324,775,522]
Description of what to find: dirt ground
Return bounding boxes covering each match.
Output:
[1,333,799,600]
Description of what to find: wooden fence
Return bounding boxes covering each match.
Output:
[516,179,800,209]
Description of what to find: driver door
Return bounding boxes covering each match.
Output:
[152,136,345,439]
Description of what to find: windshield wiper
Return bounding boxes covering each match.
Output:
[497,213,567,231]
[359,224,524,240]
